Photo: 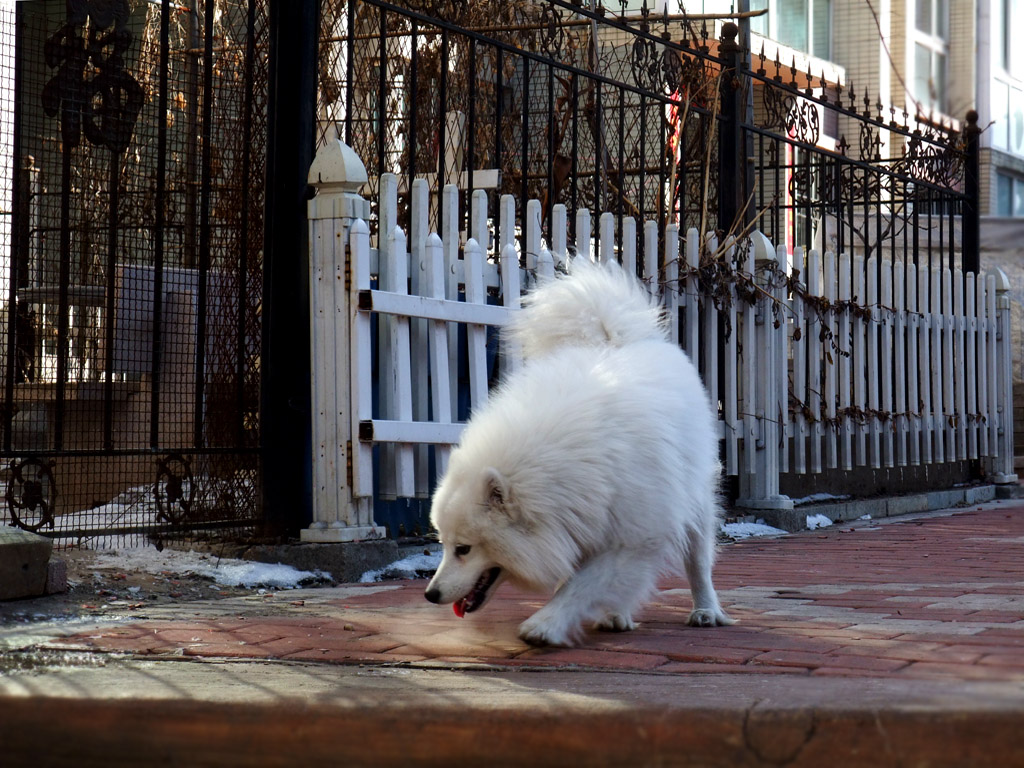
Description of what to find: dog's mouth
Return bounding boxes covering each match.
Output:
[453,567,502,618]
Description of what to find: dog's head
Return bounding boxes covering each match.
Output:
[424,466,523,616]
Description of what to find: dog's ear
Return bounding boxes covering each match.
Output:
[482,467,513,514]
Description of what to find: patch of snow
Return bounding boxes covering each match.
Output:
[360,552,442,583]
[90,547,329,589]
[805,513,833,530]
[720,521,788,540]
[791,492,851,506]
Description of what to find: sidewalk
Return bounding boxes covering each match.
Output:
[2,501,1024,765]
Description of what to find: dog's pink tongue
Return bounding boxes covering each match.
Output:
[453,600,466,618]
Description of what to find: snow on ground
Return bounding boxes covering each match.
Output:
[360,552,442,583]
[805,513,833,530]
[90,547,330,590]
[720,521,788,540]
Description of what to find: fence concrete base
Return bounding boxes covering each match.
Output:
[752,484,998,533]
[299,522,387,544]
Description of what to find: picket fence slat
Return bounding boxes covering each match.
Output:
[350,218,374,498]
[977,273,989,457]
[576,208,591,261]
[853,257,867,467]
[623,217,637,276]
[526,199,542,272]
[378,175,399,499]
[644,220,658,293]
[867,257,880,469]
[807,248,823,474]
[684,230,699,361]
[426,232,453,478]
[838,253,853,471]
[792,248,806,474]
[880,260,894,467]
[442,186,461,421]
[724,241,739,477]
[954,268,967,458]
[966,273,978,459]
[776,243,789,476]
[824,251,838,470]
[987,273,999,455]
[894,261,908,467]
[743,239,758,477]
[600,212,615,264]
[931,266,945,463]
[464,238,490,414]
[665,224,680,346]
[410,179,431,497]
[918,265,933,464]
[552,204,567,264]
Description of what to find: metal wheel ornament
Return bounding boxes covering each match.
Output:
[155,454,195,524]
[6,457,57,532]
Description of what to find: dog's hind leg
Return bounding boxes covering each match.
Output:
[518,549,657,647]
[684,515,735,628]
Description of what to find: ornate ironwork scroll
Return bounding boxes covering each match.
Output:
[41,0,143,153]
[155,454,196,525]
[6,457,57,532]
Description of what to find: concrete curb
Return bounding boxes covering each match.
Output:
[1,661,1021,767]
[754,484,999,532]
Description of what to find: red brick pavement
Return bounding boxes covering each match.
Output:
[46,505,1024,680]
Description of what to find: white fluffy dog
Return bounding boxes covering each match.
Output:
[424,258,733,647]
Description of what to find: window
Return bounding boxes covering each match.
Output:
[996,173,1024,217]
[748,0,831,60]
[914,0,948,113]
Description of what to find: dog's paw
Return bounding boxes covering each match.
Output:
[518,616,574,647]
[595,613,637,632]
[686,608,736,628]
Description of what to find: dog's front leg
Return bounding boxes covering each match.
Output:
[518,549,658,647]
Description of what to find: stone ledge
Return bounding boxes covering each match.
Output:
[754,484,998,533]
[225,539,401,584]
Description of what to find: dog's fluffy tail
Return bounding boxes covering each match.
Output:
[505,257,668,358]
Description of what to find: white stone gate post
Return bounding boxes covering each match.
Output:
[301,140,386,543]
[990,268,1018,485]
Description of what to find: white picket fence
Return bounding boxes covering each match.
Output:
[301,140,1016,542]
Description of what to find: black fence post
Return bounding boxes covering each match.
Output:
[963,109,981,274]
[717,22,746,236]
[262,0,320,536]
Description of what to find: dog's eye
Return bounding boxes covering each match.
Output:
[454,544,472,557]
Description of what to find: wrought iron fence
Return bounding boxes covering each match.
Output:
[0,0,268,545]
[317,0,974,279]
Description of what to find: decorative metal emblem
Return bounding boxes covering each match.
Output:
[6,457,57,532]
[155,454,196,524]
[41,0,143,153]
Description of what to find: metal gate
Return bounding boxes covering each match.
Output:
[0,0,267,545]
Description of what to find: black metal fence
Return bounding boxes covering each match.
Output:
[318,0,974,275]
[0,0,979,543]
[316,0,979,523]
[0,1,268,544]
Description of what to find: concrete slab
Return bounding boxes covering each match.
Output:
[0,527,53,601]
[0,660,1021,767]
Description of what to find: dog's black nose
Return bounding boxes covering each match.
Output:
[424,587,441,604]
